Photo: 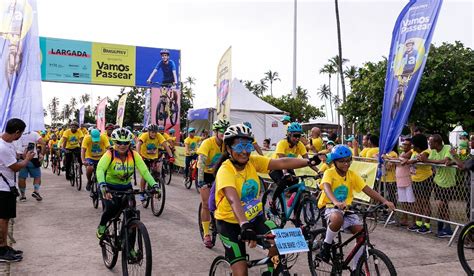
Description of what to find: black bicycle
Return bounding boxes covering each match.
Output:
[458,220,474,275]
[307,204,396,276]
[209,234,293,276]
[198,201,217,248]
[99,189,153,276]
[89,163,100,209]
[161,153,173,186]
[67,150,83,191]
[51,151,61,176]
[142,159,166,217]
[42,150,49,169]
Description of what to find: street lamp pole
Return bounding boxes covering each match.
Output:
[292,0,297,98]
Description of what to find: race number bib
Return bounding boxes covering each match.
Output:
[243,199,263,222]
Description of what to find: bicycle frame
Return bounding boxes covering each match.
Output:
[278,182,308,221]
[330,228,368,272]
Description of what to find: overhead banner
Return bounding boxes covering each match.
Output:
[0,0,44,132]
[116,93,128,127]
[96,97,107,132]
[379,0,442,165]
[151,87,181,141]
[40,37,180,87]
[216,46,232,120]
[143,88,151,127]
[79,105,85,125]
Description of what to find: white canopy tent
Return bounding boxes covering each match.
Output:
[188,78,286,144]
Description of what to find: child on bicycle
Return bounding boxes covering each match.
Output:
[318,145,395,268]
[214,124,320,275]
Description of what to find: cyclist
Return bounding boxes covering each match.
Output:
[95,128,160,239]
[136,124,174,202]
[61,122,84,181]
[79,124,89,136]
[214,124,321,275]
[48,134,60,157]
[183,128,200,183]
[196,119,230,248]
[81,129,110,191]
[104,123,115,146]
[146,49,178,87]
[242,122,263,156]
[167,128,177,149]
[269,122,319,206]
[317,145,395,268]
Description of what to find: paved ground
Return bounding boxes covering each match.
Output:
[0,168,467,275]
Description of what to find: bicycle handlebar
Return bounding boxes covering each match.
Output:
[298,175,322,180]
[336,203,387,216]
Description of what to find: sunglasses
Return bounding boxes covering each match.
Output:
[231,142,255,154]
[116,141,130,146]
[336,158,352,164]
[291,134,301,139]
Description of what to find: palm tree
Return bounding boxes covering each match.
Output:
[317,84,332,121]
[243,80,255,92]
[48,97,60,125]
[253,79,268,98]
[80,93,90,105]
[62,104,72,122]
[319,64,336,121]
[69,97,78,113]
[264,70,281,96]
[185,76,196,86]
[344,65,358,91]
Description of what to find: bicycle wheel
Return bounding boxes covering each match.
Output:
[75,162,82,191]
[458,221,474,275]
[69,161,75,187]
[262,189,285,228]
[355,248,396,276]
[307,228,333,276]
[51,157,57,174]
[295,195,320,227]
[56,158,61,176]
[198,202,205,241]
[151,179,166,217]
[209,255,232,276]
[184,177,192,189]
[42,154,49,168]
[91,177,99,209]
[169,100,179,126]
[101,221,119,269]
[122,220,152,276]
[156,98,168,123]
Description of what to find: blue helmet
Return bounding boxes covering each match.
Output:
[188,127,196,133]
[326,153,333,164]
[243,121,252,129]
[331,145,352,160]
[169,128,175,134]
[287,122,302,133]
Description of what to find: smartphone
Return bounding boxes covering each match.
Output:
[27,142,35,152]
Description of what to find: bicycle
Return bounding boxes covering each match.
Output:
[51,151,61,176]
[88,162,100,209]
[184,157,198,192]
[262,175,322,229]
[150,82,179,128]
[99,189,153,276]
[161,152,173,186]
[307,203,396,276]
[42,150,49,169]
[68,150,83,191]
[209,234,294,276]
[457,220,474,275]
[142,158,166,217]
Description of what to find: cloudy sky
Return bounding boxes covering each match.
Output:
[37,0,473,123]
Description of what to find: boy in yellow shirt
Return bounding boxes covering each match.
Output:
[184,128,201,182]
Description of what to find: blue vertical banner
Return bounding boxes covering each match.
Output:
[0,0,44,131]
[143,88,151,126]
[379,0,443,161]
[79,105,85,125]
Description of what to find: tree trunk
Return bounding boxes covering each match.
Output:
[329,74,334,122]
[335,0,348,134]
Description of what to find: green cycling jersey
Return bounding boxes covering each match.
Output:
[96,149,156,187]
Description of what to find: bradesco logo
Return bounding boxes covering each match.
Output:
[48,48,91,58]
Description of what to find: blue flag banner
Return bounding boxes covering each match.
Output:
[0,0,44,131]
[379,0,442,164]
[79,105,85,125]
[143,88,151,127]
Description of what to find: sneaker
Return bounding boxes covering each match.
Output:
[203,235,213,249]
[407,225,421,232]
[32,192,42,201]
[318,242,332,263]
[19,195,26,202]
[139,194,146,202]
[86,181,92,191]
[417,225,432,234]
[0,249,22,263]
[6,246,23,257]
[96,225,106,240]
[437,229,453,238]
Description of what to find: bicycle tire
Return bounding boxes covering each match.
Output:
[194,176,200,194]
[169,100,179,126]
[91,174,99,209]
[101,220,119,269]
[307,228,333,276]
[56,158,61,176]
[262,189,285,228]
[51,157,57,174]
[209,255,232,276]
[295,195,320,227]
[42,155,49,169]
[184,177,192,189]
[69,161,75,187]
[166,163,173,185]
[162,161,172,185]
[355,248,396,276]
[121,220,152,276]
[156,98,168,124]
[198,202,205,241]
[151,179,166,217]
[458,221,474,275]
[75,162,82,191]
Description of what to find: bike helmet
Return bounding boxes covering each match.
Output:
[326,153,333,164]
[460,131,469,138]
[111,128,133,143]
[105,123,115,130]
[405,38,415,46]
[125,126,133,131]
[212,119,230,130]
[243,122,252,129]
[281,115,291,122]
[287,122,303,133]
[169,128,175,134]
[90,129,101,143]
[148,124,159,132]
[160,49,170,55]
[70,121,79,127]
[188,127,196,133]
[40,130,47,135]
[224,124,254,144]
[158,125,165,131]
[331,145,352,160]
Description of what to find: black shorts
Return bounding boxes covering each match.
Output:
[434,185,456,201]
[216,215,277,265]
[0,191,16,219]
[412,176,434,200]
[143,158,160,169]
[197,173,215,189]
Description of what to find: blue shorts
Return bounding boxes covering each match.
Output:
[19,161,41,179]
[85,158,99,165]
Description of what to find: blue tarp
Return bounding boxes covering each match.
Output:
[187,108,210,121]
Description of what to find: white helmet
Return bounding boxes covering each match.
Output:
[223,124,254,144]
[111,128,134,142]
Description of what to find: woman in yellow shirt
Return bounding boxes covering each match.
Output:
[214,124,321,275]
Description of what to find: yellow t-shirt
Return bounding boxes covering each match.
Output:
[410,149,433,182]
[82,134,110,160]
[158,132,171,150]
[79,127,89,136]
[184,136,201,156]
[359,147,370,157]
[381,151,398,183]
[272,139,307,159]
[318,167,367,208]
[139,132,166,160]
[215,155,271,224]
[196,136,224,174]
[48,139,59,152]
[365,147,379,159]
[311,137,324,153]
[62,129,84,149]
[319,162,332,174]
